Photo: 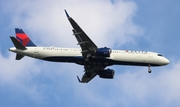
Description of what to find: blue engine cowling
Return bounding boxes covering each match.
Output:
[98,69,115,79]
[96,47,112,57]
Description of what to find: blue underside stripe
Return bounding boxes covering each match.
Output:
[42,56,160,66]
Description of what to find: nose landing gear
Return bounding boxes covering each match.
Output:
[148,65,152,73]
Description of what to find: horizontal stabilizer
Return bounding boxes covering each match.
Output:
[10,36,26,50]
[16,54,24,60]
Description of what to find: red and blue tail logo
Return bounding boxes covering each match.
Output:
[15,28,36,47]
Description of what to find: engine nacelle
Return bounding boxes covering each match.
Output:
[96,47,112,57]
[98,69,115,79]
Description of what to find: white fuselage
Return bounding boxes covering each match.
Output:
[9,46,169,67]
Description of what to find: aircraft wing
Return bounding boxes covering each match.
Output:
[65,10,106,83]
[77,65,106,83]
[65,10,98,58]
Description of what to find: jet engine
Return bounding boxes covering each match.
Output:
[98,69,115,79]
[96,47,112,57]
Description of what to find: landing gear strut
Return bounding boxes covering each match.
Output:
[148,65,152,73]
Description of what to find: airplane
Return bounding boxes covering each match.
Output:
[9,10,169,83]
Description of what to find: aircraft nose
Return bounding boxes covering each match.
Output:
[163,58,170,65]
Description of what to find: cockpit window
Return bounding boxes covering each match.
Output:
[157,54,163,56]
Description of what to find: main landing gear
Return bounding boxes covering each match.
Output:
[148,65,152,73]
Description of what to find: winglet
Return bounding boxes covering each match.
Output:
[64,10,70,18]
[77,76,83,83]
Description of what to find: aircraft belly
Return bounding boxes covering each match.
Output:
[43,56,83,62]
[42,54,160,66]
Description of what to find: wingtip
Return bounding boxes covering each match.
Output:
[64,9,70,18]
[77,76,83,83]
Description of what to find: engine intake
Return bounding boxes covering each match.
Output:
[98,69,115,79]
[96,47,112,57]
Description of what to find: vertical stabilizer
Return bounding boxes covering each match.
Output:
[15,28,36,47]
